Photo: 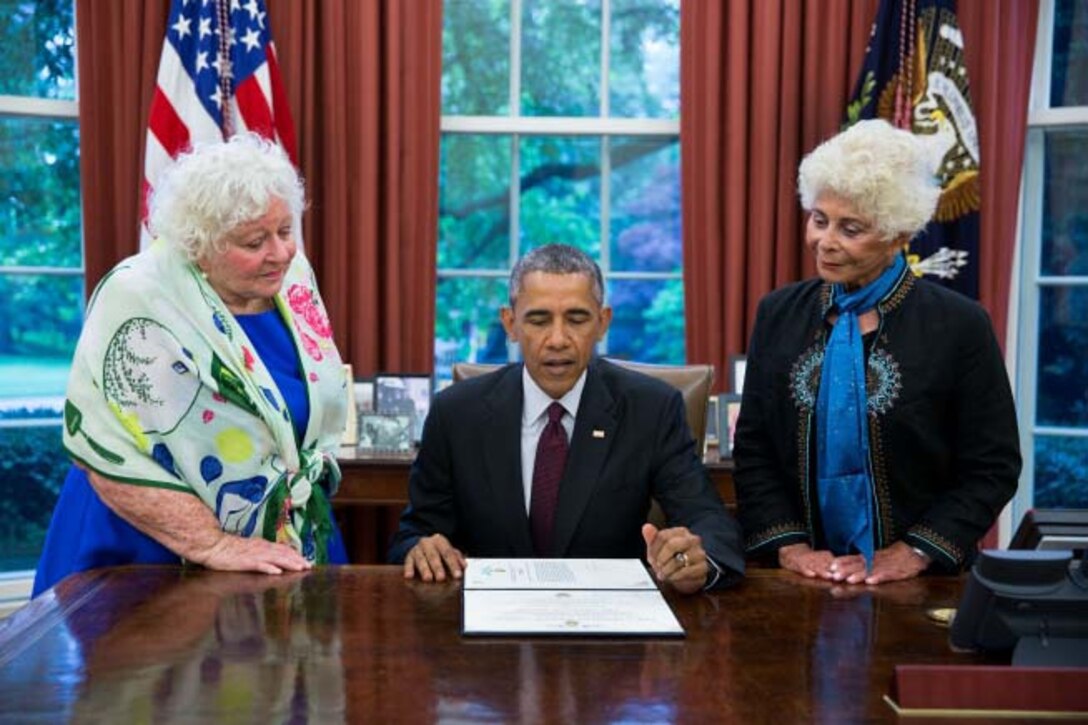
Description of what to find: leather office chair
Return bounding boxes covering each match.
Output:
[451,358,715,452]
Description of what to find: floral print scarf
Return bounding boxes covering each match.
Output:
[63,240,347,562]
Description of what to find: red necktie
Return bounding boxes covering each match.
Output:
[530,402,568,555]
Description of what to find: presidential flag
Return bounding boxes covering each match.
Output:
[142,0,297,235]
[845,0,979,298]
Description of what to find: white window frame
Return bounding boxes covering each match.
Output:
[437,0,682,362]
[1009,0,1088,529]
[0,73,81,594]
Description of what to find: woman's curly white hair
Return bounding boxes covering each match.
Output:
[148,133,306,260]
[797,119,941,241]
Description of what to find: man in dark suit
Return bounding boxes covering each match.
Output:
[389,244,744,593]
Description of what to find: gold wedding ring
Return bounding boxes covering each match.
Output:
[674,551,689,568]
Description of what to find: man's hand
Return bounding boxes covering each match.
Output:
[403,533,466,582]
[192,532,312,574]
[642,523,707,594]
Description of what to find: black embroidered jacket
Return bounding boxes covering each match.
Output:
[733,267,1021,571]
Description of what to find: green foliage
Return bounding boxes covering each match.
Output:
[642,278,684,361]
[0,0,76,100]
[609,0,680,117]
[1034,436,1088,508]
[0,273,83,358]
[0,117,82,269]
[442,0,510,115]
[521,0,601,116]
[437,1,684,367]
[0,425,66,572]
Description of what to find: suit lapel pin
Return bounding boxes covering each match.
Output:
[592,429,606,439]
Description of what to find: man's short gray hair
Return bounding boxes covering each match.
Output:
[797,118,941,241]
[147,133,306,261]
[508,244,605,307]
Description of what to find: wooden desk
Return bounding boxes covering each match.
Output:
[333,448,736,564]
[0,567,999,722]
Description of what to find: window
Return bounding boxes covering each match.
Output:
[435,0,682,380]
[1013,0,1088,516]
[0,0,80,575]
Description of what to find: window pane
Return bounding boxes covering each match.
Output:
[609,136,680,272]
[609,0,679,118]
[439,134,512,270]
[1041,130,1088,276]
[1050,0,1088,107]
[1034,435,1088,508]
[606,277,684,363]
[442,0,510,115]
[519,136,600,257]
[0,273,83,365]
[0,424,65,572]
[434,276,510,381]
[522,0,601,116]
[0,0,76,100]
[1036,285,1088,427]
[0,116,82,267]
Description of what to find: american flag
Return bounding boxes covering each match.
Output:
[143,0,297,234]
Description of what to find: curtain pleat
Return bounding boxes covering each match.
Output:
[681,0,1039,378]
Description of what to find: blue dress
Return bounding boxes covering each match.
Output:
[33,310,348,597]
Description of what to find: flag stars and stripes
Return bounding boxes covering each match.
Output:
[241,27,261,52]
[172,14,193,39]
[143,0,298,246]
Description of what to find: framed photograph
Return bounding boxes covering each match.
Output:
[729,354,747,395]
[704,394,720,449]
[358,413,413,453]
[354,378,375,415]
[719,394,742,459]
[375,374,432,444]
[341,365,358,446]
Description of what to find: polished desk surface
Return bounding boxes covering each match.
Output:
[0,566,1000,723]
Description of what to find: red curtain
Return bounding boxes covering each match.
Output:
[75,0,169,294]
[957,1,1040,352]
[682,0,1040,379]
[76,0,442,377]
[267,0,443,376]
[680,0,878,381]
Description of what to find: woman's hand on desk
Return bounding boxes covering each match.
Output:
[193,534,312,574]
[88,470,311,575]
[858,541,929,585]
[779,541,928,585]
[404,534,467,582]
[778,543,838,579]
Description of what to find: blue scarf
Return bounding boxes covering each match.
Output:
[815,254,906,568]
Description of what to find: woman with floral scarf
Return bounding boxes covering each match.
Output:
[33,134,349,595]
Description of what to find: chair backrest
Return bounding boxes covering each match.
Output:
[451,361,501,383]
[605,358,714,453]
[450,358,715,452]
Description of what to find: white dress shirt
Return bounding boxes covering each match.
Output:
[519,366,586,515]
[517,365,724,589]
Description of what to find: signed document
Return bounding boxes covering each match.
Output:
[461,558,684,637]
